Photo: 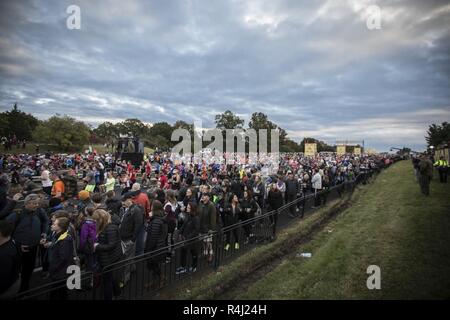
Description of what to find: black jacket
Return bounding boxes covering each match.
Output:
[285,179,299,196]
[155,189,166,204]
[182,195,196,207]
[268,190,283,210]
[224,203,243,227]
[180,215,200,240]
[252,182,265,207]
[0,239,21,294]
[119,204,144,242]
[48,232,74,280]
[185,172,194,186]
[96,224,123,268]
[7,208,49,247]
[240,198,258,220]
[0,199,16,220]
[252,182,265,198]
[0,185,8,212]
[145,215,168,260]
[105,197,122,216]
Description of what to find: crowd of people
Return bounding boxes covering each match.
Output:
[1,135,27,151]
[0,149,395,300]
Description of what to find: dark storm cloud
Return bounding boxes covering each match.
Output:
[0,0,449,151]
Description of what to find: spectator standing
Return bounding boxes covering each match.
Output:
[47,217,74,300]
[6,194,49,292]
[0,220,21,299]
[94,210,123,300]
[285,171,299,218]
[144,201,168,289]
[176,202,200,275]
[51,172,65,200]
[418,155,434,196]
[312,169,323,208]
[40,167,53,196]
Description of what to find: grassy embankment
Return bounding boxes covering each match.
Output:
[175,161,450,299]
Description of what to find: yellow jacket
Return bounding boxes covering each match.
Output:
[434,160,449,167]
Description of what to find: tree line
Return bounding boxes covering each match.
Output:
[0,105,338,153]
[2,104,446,153]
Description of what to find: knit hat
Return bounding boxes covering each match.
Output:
[78,190,90,201]
[24,194,39,205]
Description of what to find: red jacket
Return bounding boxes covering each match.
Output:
[159,175,168,189]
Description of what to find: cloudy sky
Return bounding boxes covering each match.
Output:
[1,0,449,152]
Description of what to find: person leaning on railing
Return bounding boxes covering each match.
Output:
[223,194,242,251]
[176,202,200,275]
[240,190,258,244]
[311,169,323,209]
[198,193,217,264]
[267,184,283,240]
[285,171,299,218]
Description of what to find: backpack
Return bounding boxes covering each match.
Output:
[79,220,96,255]
[62,175,78,198]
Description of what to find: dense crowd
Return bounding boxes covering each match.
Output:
[0,149,394,299]
[1,134,27,152]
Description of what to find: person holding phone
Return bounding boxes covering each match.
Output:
[6,194,49,292]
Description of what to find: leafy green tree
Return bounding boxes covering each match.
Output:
[215,110,244,130]
[173,120,194,133]
[426,122,450,147]
[248,112,277,131]
[94,121,120,145]
[0,114,9,136]
[247,112,302,152]
[149,122,173,143]
[33,115,91,151]
[117,118,150,138]
[0,103,39,140]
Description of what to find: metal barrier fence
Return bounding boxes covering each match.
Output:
[13,165,388,300]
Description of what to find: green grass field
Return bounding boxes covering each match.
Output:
[238,161,450,299]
